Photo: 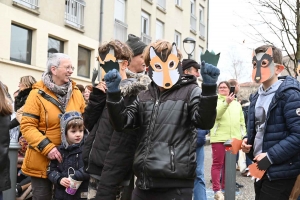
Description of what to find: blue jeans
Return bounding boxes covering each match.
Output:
[194,145,206,200]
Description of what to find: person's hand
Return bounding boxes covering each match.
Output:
[200,61,220,85]
[95,81,107,93]
[225,93,235,104]
[241,138,252,153]
[254,153,267,162]
[47,147,63,163]
[255,153,271,171]
[104,69,121,93]
[16,106,24,123]
[60,177,70,188]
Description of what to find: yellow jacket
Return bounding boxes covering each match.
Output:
[21,80,85,178]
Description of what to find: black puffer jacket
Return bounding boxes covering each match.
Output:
[0,115,11,191]
[82,72,151,180]
[10,88,32,129]
[48,140,89,200]
[106,75,218,189]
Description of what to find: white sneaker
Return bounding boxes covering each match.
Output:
[214,191,224,200]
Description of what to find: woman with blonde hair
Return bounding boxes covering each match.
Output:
[10,75,37,130]
[0,81,13,200]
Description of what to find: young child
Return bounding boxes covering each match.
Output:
[48,111,89,200]
[242,45,300,200]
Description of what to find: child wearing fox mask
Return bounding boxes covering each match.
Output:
[103,40,220,199]
[242,45,300,200]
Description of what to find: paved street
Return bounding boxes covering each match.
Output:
[203,144,255,200]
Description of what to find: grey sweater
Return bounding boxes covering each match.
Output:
[253,80,283,157]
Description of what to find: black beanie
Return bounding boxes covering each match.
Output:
[181,59,201,71]
[126,34,147,57]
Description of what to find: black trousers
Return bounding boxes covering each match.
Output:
[31,177,53,200]
[254,174,296,200]
[131,187,193,200]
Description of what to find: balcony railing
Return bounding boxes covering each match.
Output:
[114,19,128,42]
[65,0,85,29]
[190,14,197,32]
[13,0,39,10]
[199,21,206,39]
[141,33,152,45]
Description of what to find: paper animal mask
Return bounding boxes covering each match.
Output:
[97,46,119,73]
[252,47,276,83]
[148,43,182,89]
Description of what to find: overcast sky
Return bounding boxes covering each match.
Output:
[207,0,285,83]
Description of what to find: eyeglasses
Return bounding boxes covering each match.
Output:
[57,65,75,71]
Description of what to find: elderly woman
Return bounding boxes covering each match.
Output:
[20,53,85,200]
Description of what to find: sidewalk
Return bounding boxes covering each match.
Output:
[203,144,255,200]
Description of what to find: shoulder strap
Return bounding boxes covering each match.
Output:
[38,89,65,114]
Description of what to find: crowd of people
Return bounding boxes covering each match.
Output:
[0,34,300,200]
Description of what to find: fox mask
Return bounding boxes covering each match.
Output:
[148,43,182,89]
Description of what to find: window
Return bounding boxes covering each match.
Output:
[77,46,91,78]
[157,0,166,10]
[174,31,181,49]
[190,0,195,15]
[199,6,205,38]
[175,0,181,6]
[10,24,32,64]
[114,0,127,42]
[65,0,85,29]
[48,37,64,58]
[156,20,164,40]
[13,0,39,10]
[141,11,151,44]
[190,0,196,32]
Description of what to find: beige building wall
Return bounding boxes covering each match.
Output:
[0,0,100,97]
[0,0,209,97]
[103,0,208,62]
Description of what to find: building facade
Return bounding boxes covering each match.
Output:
[0,0,208,96]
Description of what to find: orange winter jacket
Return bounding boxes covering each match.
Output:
[21,80,85,178]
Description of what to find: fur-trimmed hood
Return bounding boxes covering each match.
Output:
[119,69,151,97]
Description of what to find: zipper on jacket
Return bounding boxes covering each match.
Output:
[76,154,79,169]
[170,145,175,172]
[214,123,219,135]
[142,99,160,189]
[86,139,96,171]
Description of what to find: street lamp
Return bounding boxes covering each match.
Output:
[183,37,196,59]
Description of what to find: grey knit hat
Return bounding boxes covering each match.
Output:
[125,34,147,57]
[60,111,83,149]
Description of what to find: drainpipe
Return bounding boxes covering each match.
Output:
[98,0,103,82]
[206,0,209,49]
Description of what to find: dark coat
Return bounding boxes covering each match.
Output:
[0,115,11,191]
[246,76,300,180]
[10,88,32,130]
[106,75,218,189]
[48,141,89,200]
[82,76,149,184]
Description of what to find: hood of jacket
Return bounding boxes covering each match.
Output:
[119,69,151,97]
[14,87,32,111]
